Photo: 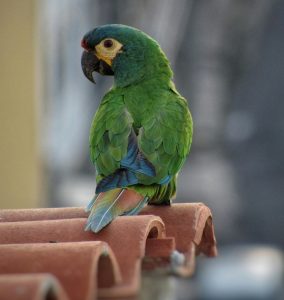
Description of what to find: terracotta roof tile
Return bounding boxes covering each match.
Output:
[141,203,217,276]
[0,242,120,300]
[0,203,217,299]
[0,274,68,300]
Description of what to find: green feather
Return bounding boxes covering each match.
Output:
[108,144,123,161]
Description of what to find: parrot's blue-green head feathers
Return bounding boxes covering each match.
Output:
[81,24,173,87]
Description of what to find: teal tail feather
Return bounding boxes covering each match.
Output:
[85,193,99,212]
[122,196,149,216]
[85,188,148,233]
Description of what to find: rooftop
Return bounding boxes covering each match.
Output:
[0,203,217,300]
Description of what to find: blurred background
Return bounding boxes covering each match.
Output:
[0,0,283,299]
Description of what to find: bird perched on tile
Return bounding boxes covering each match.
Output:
[81,24,193,233]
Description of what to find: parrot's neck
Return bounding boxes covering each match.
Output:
[112,46,173,88]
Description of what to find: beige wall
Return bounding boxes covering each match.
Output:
[0,1,40,208]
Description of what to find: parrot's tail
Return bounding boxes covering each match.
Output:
[85,188,148,233]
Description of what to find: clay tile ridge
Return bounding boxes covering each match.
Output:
[0,274,69,300]
[0,241,121,300]
[0,203,217,300]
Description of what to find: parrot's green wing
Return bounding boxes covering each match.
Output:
[90,89,156,193]
[90,90,133,176]
[87,86,192,231]
[90,86,192,194]
[138,88,193,185]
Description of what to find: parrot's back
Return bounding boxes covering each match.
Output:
[86,81,193,232]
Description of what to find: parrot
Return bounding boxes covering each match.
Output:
[81,24,193,233]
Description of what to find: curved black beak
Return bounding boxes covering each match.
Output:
[81,50,114,84]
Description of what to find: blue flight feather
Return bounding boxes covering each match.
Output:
[96,169,139,193]
[159,175,172,185]
[120,130,156,177]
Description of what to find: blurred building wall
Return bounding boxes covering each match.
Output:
[0,1,40,208]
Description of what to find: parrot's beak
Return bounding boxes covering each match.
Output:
[81,50,114,84]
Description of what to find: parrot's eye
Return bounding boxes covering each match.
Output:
[95,38,123,66]
[103,39,113,48]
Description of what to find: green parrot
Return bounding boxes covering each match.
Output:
[81,24,193,233]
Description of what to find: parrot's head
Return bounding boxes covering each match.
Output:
[81,24,172,87]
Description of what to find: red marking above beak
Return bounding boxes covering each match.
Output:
[81,39,88,50]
